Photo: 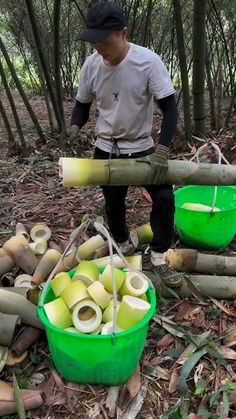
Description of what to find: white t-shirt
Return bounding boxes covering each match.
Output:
[76,43,175,154]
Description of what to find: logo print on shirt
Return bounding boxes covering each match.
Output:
[112,92,119,101]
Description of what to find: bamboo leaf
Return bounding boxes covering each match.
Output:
[177,348,208,395]
[12,373,26,419]
[223,391,229,416]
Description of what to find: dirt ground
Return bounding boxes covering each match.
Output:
[0,91,236,418]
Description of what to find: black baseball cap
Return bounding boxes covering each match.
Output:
[78,2,126,43]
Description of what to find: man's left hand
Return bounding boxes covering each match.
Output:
[148,144,169,184]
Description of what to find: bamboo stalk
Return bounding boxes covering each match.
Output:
[3,235,37,274]
[59,157,236,187]
[161,275,236,299]
[166,249,236,276]
[0,313,21,347]
[0,380,44,416]
[0,289,43,329]
[0,248,15,276]
[11,326,42,355]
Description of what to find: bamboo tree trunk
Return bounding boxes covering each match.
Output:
[59,157,236,187]
[205,44,216,129]
[24,0,63,132]
[0,61,27,155]
[216,62,223,131]
[53,0,66,146]
[225,83,236,127]
[172,0,192,142]
[0,98,17,148]
[0,38,45,144]
[192,0,207,136]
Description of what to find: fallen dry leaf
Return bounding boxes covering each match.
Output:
[168,369,178,393]
[219,346,236,360]
[126,365,141,400]
[157,334,175,352]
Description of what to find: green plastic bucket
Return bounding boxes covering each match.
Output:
[174,185,236,250]
[37,284,156,386]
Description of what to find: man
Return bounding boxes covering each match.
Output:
[69,1,179,279]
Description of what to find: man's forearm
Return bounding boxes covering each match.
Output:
[156,94,178,148]
[70,100,92,129]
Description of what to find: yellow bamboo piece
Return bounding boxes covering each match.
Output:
[44,297,73,329]
[29,239,47,255]
[50,272,71,297]
[72,299,102,333]
[87,281,112,309]
[119,272,148,297]
[102,299,120,323]
[30,223,52,242]
[130,224,153,247]
[100,264,126,293]
[101,322,123,335]
[60,280,88,310]
[3,235,37,274]
[73,260,99,286]
[76,235,105,260]
[117,296,151,330]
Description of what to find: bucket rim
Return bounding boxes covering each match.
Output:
[37,286,156,340]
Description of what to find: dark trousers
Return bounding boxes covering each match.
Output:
[94,147,175,253]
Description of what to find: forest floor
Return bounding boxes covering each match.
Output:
[0,91,236,418]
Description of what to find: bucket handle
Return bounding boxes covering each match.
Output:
[190,140,230,213]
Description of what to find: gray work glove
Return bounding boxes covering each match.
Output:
[147,144,169,184]
[67,125,79,145]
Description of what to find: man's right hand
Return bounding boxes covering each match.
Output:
[67,125,79,145]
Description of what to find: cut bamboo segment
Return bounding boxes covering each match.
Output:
[165,248,236,276]
[94,241,109,258]
[3,235,37,274]
[76,234,105,260]
[100,264,126,293]
[50,272,71,297]
[44,297,73,329]
[0,380,44,415]
[11,326,42,355]
[15,223,30,241]
[30,223,52,242]
[0,313,21,347]
[64,327,79,333]
[119,272,148,297]
[130,224,153,247]
[87,281,112,309]
[91,323,104,335]
[60,280,88,310]
[0,288,43,329]
[72,299,102,333]
[32,249,62,285]
[59,157,236,187]
[73,260,99,286]
[14,274,33,288]
[0,248,15,277]
[29,239,47,255]
[117,296,151,330]
[101,322,123,335]
[93,254,142,270]
[102,299,120,323]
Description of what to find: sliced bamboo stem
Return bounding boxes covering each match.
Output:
[59,157,236,187]
[0,248,15,276]
[0,313,21,347]
[29,239,47,255]
[0,289,43,329]
[130,224,153,247]
[166,249,236,276]
[14,274,33,288]
[30,223,52,242]
[32,249,62,285]
[3,235,37,274]
[11,326,42,355]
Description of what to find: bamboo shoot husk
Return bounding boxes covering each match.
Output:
[0,313,21,347]
[53,247,78,274]
[0,380,44,415]
[5,350,29,374]
[11,326,42,355]
[3,235,37,274]
[15,223,30,241]
[166,249,236,276]
[0,248,15,277]
[32,249,62,285]
[1,287,28,298]
[0,289,43,329]
[161,275,236,299]
[59,157,236,187]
